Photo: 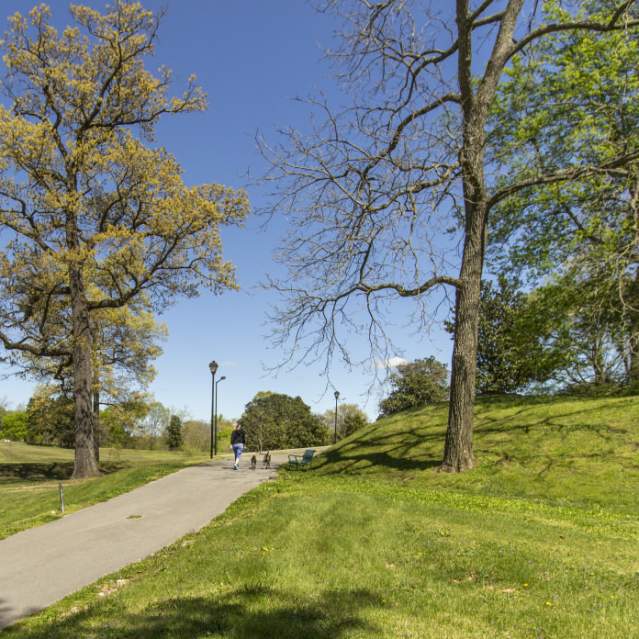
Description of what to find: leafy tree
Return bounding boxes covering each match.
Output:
[471,277,569,394]
[238,392,328,452]
[342,411,368,438]
[263,0,639,471]
[17,302,165,460]
[0,397,7,433]
[182,420,210,453]
[137,401,171,438]
[379,358,448,417]
[529,273,628,389]
[100,399,149,448]
[25,386,75,447]
[0,3,249,477]
[322,403,369,441]
[1,410,28,441]
[489,0,639,382]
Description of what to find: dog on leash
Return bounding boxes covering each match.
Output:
[250,454,257,470]
[263,451,271,469]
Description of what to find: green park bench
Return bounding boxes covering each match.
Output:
[288,448,316,469]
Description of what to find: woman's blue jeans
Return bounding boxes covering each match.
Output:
[232,443,244,465]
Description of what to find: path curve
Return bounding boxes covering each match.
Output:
[0,455,285,630]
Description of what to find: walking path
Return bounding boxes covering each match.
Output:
[0,454,286,630]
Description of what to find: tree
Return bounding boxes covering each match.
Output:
[100,399,149,447]
[0,3,249,477]
[489,0,639,382]
[0,410,28,441]
[25,385,75,447]
[14,300,166,460]
[182,419,210,453]
[0,397,7,433]
[342,410,368,438]
[470,277,569,394]
[166,415,183,451]
[138,401,171,439]
[529,273,628,389]
[379,358,448,417]
[263,1,639,471]
[322,403,369,440]
[238,392,328,452]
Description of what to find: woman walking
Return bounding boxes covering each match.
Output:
[230,423,246,470]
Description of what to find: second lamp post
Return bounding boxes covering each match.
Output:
[209,361,218,459]
[333,390,340,444]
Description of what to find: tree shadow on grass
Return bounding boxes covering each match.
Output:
[311,427,443,475]
[0,462,125,484]
[10,586,383,639]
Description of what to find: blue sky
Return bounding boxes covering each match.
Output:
[0,0,454,420]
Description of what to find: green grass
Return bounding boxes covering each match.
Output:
[0,442,205,540]
[5,396,639,638]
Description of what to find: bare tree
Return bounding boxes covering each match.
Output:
[262,0,639,471]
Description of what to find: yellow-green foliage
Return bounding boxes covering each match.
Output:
[0,2,249,418]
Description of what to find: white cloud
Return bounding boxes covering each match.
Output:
[376,356,408,369]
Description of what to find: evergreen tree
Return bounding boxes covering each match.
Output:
[167,415,183,451]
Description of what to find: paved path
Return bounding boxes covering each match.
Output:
[0,455,285,630]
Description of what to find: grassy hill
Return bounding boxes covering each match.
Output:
[313,395,639,513]
[0,442,205,539]
[6,396,639,639]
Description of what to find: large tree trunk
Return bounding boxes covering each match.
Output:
[442,202,486,472]
[441,0,522,472]
[70,267,100,479]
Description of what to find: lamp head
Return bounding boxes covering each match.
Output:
[220,376,227,381]
[209,360,219,375]
[334,390,340,400]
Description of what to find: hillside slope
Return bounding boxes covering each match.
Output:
[312,395,639,513]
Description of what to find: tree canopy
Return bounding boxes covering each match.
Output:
[0,3,249,476]
[379,358,448,417]
[238,392,328,452]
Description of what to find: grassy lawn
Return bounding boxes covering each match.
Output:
[0,442,206,540]
[4,396,639,638]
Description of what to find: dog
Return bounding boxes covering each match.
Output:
[263,451,271,469]
[250,454,257,470]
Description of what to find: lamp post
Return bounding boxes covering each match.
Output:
[214,376,226,456]
[208,361,218,459]
[333,390,340,444]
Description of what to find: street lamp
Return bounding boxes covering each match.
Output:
[333,390,340,444]
[214,376,226,456]
[208,361,218,459]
